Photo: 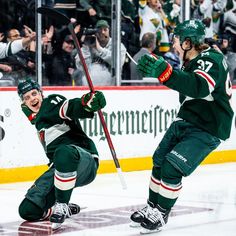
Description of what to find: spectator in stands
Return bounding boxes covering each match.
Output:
[139,0,170,54]
[7,28,21,41]
[45,34,77,86]
[0,28,35,86]
[78,0,111,27]
[192,0,214,38]
[211,0,228,36]
[163,45,181,70]
[130,32,157,81]
[77,0,139,29]
[222,6,236,53]
[0,29,35,59]
[75,19,127,86]
[7,26,36,56]
[162,0,181,31]
[0,29,13,76]
[0,26,36,84]
[41,25,54,55]
[218,34,236,83]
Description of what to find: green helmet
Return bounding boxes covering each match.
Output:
[174,19,206,45]
[17,78,41,99]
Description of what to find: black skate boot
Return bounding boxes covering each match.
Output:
[68,203,80,216]
[140,204,170,234]
[130,200,155,227]
[50,202,72,230]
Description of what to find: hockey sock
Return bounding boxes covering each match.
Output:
[158,160,182,210]
[149,166,161,205]
[54,170,77,203]
[53,145,80,203]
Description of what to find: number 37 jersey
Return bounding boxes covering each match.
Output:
[165,47,234,140]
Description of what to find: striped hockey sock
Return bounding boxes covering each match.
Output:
[54,170,77,203]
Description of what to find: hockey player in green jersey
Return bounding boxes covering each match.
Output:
[17,78,106,230]
[130,19,234,234]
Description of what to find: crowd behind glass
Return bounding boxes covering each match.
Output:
[0,0,236,86]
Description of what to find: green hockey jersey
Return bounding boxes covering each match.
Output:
[33,94,98,163]
[165,47,234,140]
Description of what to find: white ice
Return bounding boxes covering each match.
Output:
[0,163,236,236]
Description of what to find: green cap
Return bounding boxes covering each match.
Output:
[17,78,41,99]
[95,20,109,29]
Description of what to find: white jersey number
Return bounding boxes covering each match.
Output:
[197,59,213,72]
[225,73,233,107]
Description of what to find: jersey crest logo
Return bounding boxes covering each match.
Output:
[188,20,198,29]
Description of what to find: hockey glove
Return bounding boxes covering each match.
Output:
[21,104,36,124]
[81,91,106,112]
[137,54,173,83]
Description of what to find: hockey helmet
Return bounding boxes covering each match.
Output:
[17,78,41,99]
[174,19,206,45]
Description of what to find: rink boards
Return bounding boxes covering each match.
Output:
[0,86,236,183]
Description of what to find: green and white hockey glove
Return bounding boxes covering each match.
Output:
[81,91,106,112]
[21,104,36,124]
[137,54,173,83]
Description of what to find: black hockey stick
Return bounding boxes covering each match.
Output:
[37,6,127,189]
[37,6,71,25]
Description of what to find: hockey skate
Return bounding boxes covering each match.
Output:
[42,202,80,221]
[140,205,170,234]
[68,203,80,216]
[50,202,80,230]
[130,200,155,227]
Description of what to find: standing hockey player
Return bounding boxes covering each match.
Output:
[130,19,234,234]
[17,78,106,230]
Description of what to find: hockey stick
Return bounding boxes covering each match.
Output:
[126,52,137,65]
[37,6,127,189]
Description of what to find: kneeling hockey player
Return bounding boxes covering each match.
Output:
[17,78,106,230]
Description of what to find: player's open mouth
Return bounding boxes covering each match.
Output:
[32,101,39,107]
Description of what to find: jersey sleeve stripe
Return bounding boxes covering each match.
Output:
[59,100,72,120]
[194,69,215,92]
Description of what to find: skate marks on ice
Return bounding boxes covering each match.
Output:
[0,204,212,235]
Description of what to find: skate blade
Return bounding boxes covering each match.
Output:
[129,221,141,228]
[140,227,162,234]
[51,222,62,230]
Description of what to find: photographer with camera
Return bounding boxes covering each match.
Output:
[75,19,127,86]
